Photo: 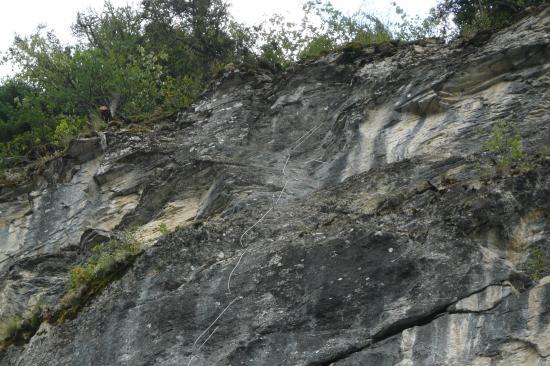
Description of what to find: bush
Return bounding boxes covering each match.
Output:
[68,235,141,290]
[53,116,85,149]
[460,12,495,39]
[485,120,524,172]
[158,223,170,236]
[353,28,391,46]
[299,35,335,60]
[159,75,202,112]
[433,0,547,38]
[256,0,395,64]
[56,233,142,322]
[0,305,43,351]
[0,315,22,344]
[68,265,97,290]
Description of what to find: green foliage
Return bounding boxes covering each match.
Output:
[68,234,141,290]
[141,0,251,66]
[258,41,288,71]
[391,2,441,41]
[0,315,22,345]
[257,0,395,65]
[0,230,144,349]
[0,79,58,165]
[161,75,202,111]
[0,0,257,168]
[460,12,494,39]
[7,22,176,119]
[299,35,335,60]
[68,265,96,291]
[158,222,169,235]
[433,0,546,38]
[0,80,37,142]
[53,116,84,149]
[485,120,524,172]
[528,247,546,282]
[57,232,142,323]
[254,15,302,69]
[0,305,43,351]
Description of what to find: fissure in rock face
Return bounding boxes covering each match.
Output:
[1,7,550,366]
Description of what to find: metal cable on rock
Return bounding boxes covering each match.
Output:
[187,122,324,365]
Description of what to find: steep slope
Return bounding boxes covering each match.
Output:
[0,7,549,365]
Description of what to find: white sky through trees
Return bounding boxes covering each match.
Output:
[0,0,436,78]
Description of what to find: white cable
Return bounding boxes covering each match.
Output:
[186,355,196,366]
[227,247,250,294]
[188,295,241,364]
[290,124,322,152]
[275,180,289,205]
[282,154,291,176]
[227,179,288,294]
[198,326,219,352]
[290,124,323,152]
[187,121,325,365]
[238,207,274,248]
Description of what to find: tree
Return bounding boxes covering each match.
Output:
[141,0,248,76]
[256,0,394,65]
[434,0,546,36]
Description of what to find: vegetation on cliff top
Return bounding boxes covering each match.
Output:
[0,0,545,176]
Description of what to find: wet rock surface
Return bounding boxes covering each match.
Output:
[1,7,549,366]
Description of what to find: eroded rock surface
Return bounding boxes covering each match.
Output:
[0,7,549,366]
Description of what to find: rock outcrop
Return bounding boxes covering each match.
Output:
[0,7,549,366]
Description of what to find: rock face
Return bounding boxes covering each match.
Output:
[1,7,550,366]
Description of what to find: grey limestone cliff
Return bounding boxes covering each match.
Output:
[0,7,549,366]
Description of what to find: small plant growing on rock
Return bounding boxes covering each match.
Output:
[0,304,43,351]
[68,235,141,290]
[0,315,22,346]
[55,232,143,322]
[528,247,547,282]
[299,35,335,60]
[485,120,524,173]
[158,222,170,236]
[52,116,84,150]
